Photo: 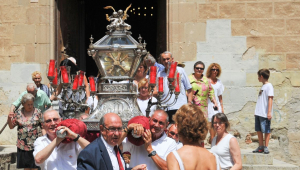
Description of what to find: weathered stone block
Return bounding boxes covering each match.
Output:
[37,25,50,43]
[287,19,300,35]
[0,0,15,5]
[169,23,184,43]
[206,19,232,38]
[221,70,246,87]
[13,25,36,44]
[25,44,36,62]
[169,3,179,22]
[0,24,13,38]
[39,6,50,24]
[257,19,285,35]
[269,72,285,86]
[232,19,257,36]
[183,22,206,42]
[39,0,50,6]
[286,53,300,70]
[246,2,273,18]
[232,53,259,72]
[26,7,39,24]
[36,44,50,63]
[198,4,218,19]
[0,6,26,23]
[274,36,300,53]
[259,54,286,71]
[177,42,197,62]
[18,0,30,6]
[178,3,198,22]
[274,2,300,18]
[246,73,261,87]
[0,116,18,145]
[10,63,41,83]
[290,72,300,86]
[219,3,246,18]
[247,36,273,52]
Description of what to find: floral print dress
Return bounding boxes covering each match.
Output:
[188,74,215,118]
[12,108,43,151]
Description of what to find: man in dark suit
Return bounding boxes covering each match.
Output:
[77,113,146,170]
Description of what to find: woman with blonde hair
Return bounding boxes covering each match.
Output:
[137,78,157,117]
[167,104,220,170]
[206,63,225,143]
[32,71,50,97]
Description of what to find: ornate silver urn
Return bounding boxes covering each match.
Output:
[84,4,147,131]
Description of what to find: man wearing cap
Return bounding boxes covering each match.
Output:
[158,51,193,123]
[119,110,177,170]
[77,113,146,170]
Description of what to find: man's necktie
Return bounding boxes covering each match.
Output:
[114,146,124,170]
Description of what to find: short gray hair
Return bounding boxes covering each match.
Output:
[21,93,35,105]
[167,123,175,130]
[27,83,37,91]
[152,109,169,123]
[160,51,173,58]
[42,109,60,123]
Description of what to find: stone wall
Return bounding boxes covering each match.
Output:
[0,0,53,144]
[168,0,300,166]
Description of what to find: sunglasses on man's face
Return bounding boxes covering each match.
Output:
[195,67,204,70]
[169,131,178,137]
[211,69,219,72]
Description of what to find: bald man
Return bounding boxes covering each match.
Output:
[10,83,51,113]
[77,113,146,170]
[120,110,177,170]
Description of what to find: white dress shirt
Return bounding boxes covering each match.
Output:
[101,136,125,170]
[33,135,82,170]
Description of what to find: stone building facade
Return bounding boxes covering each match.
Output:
[0,0,299,166]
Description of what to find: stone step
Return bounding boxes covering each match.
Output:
[241,149,273,165]
[243,159,299,170]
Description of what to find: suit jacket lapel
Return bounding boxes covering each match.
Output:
[98,137,114,170]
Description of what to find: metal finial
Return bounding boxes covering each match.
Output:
[143,40,147,48]
[138,34,142,44]
[90,35,94,44]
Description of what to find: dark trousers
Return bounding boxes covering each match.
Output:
[166,109,178,123]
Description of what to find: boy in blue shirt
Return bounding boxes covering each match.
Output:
[253,69,274,154]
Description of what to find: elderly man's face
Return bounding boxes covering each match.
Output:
[33,74,42,87]
[168,125,179,143]
[100,114,123,146]
[149,112,168,136]
[161,53,173,69]
[27,88,37,97]
[43,111,62,137]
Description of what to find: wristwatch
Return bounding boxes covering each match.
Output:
[73,134,80,142]
[148,150,156,157]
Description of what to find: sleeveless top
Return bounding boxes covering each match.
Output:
[172,150,220,170]
[211,134,235,170]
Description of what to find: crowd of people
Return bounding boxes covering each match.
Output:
[6,51,274,170]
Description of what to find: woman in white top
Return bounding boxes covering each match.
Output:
[167,104,219,170]
[137,78,157,117]
[210,113,242,170]
[206,63,225,143]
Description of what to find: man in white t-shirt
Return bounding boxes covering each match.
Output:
[167,123,183,150]
[119,110,177,170]
[33,110,90,170]
[253,69,274,154]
